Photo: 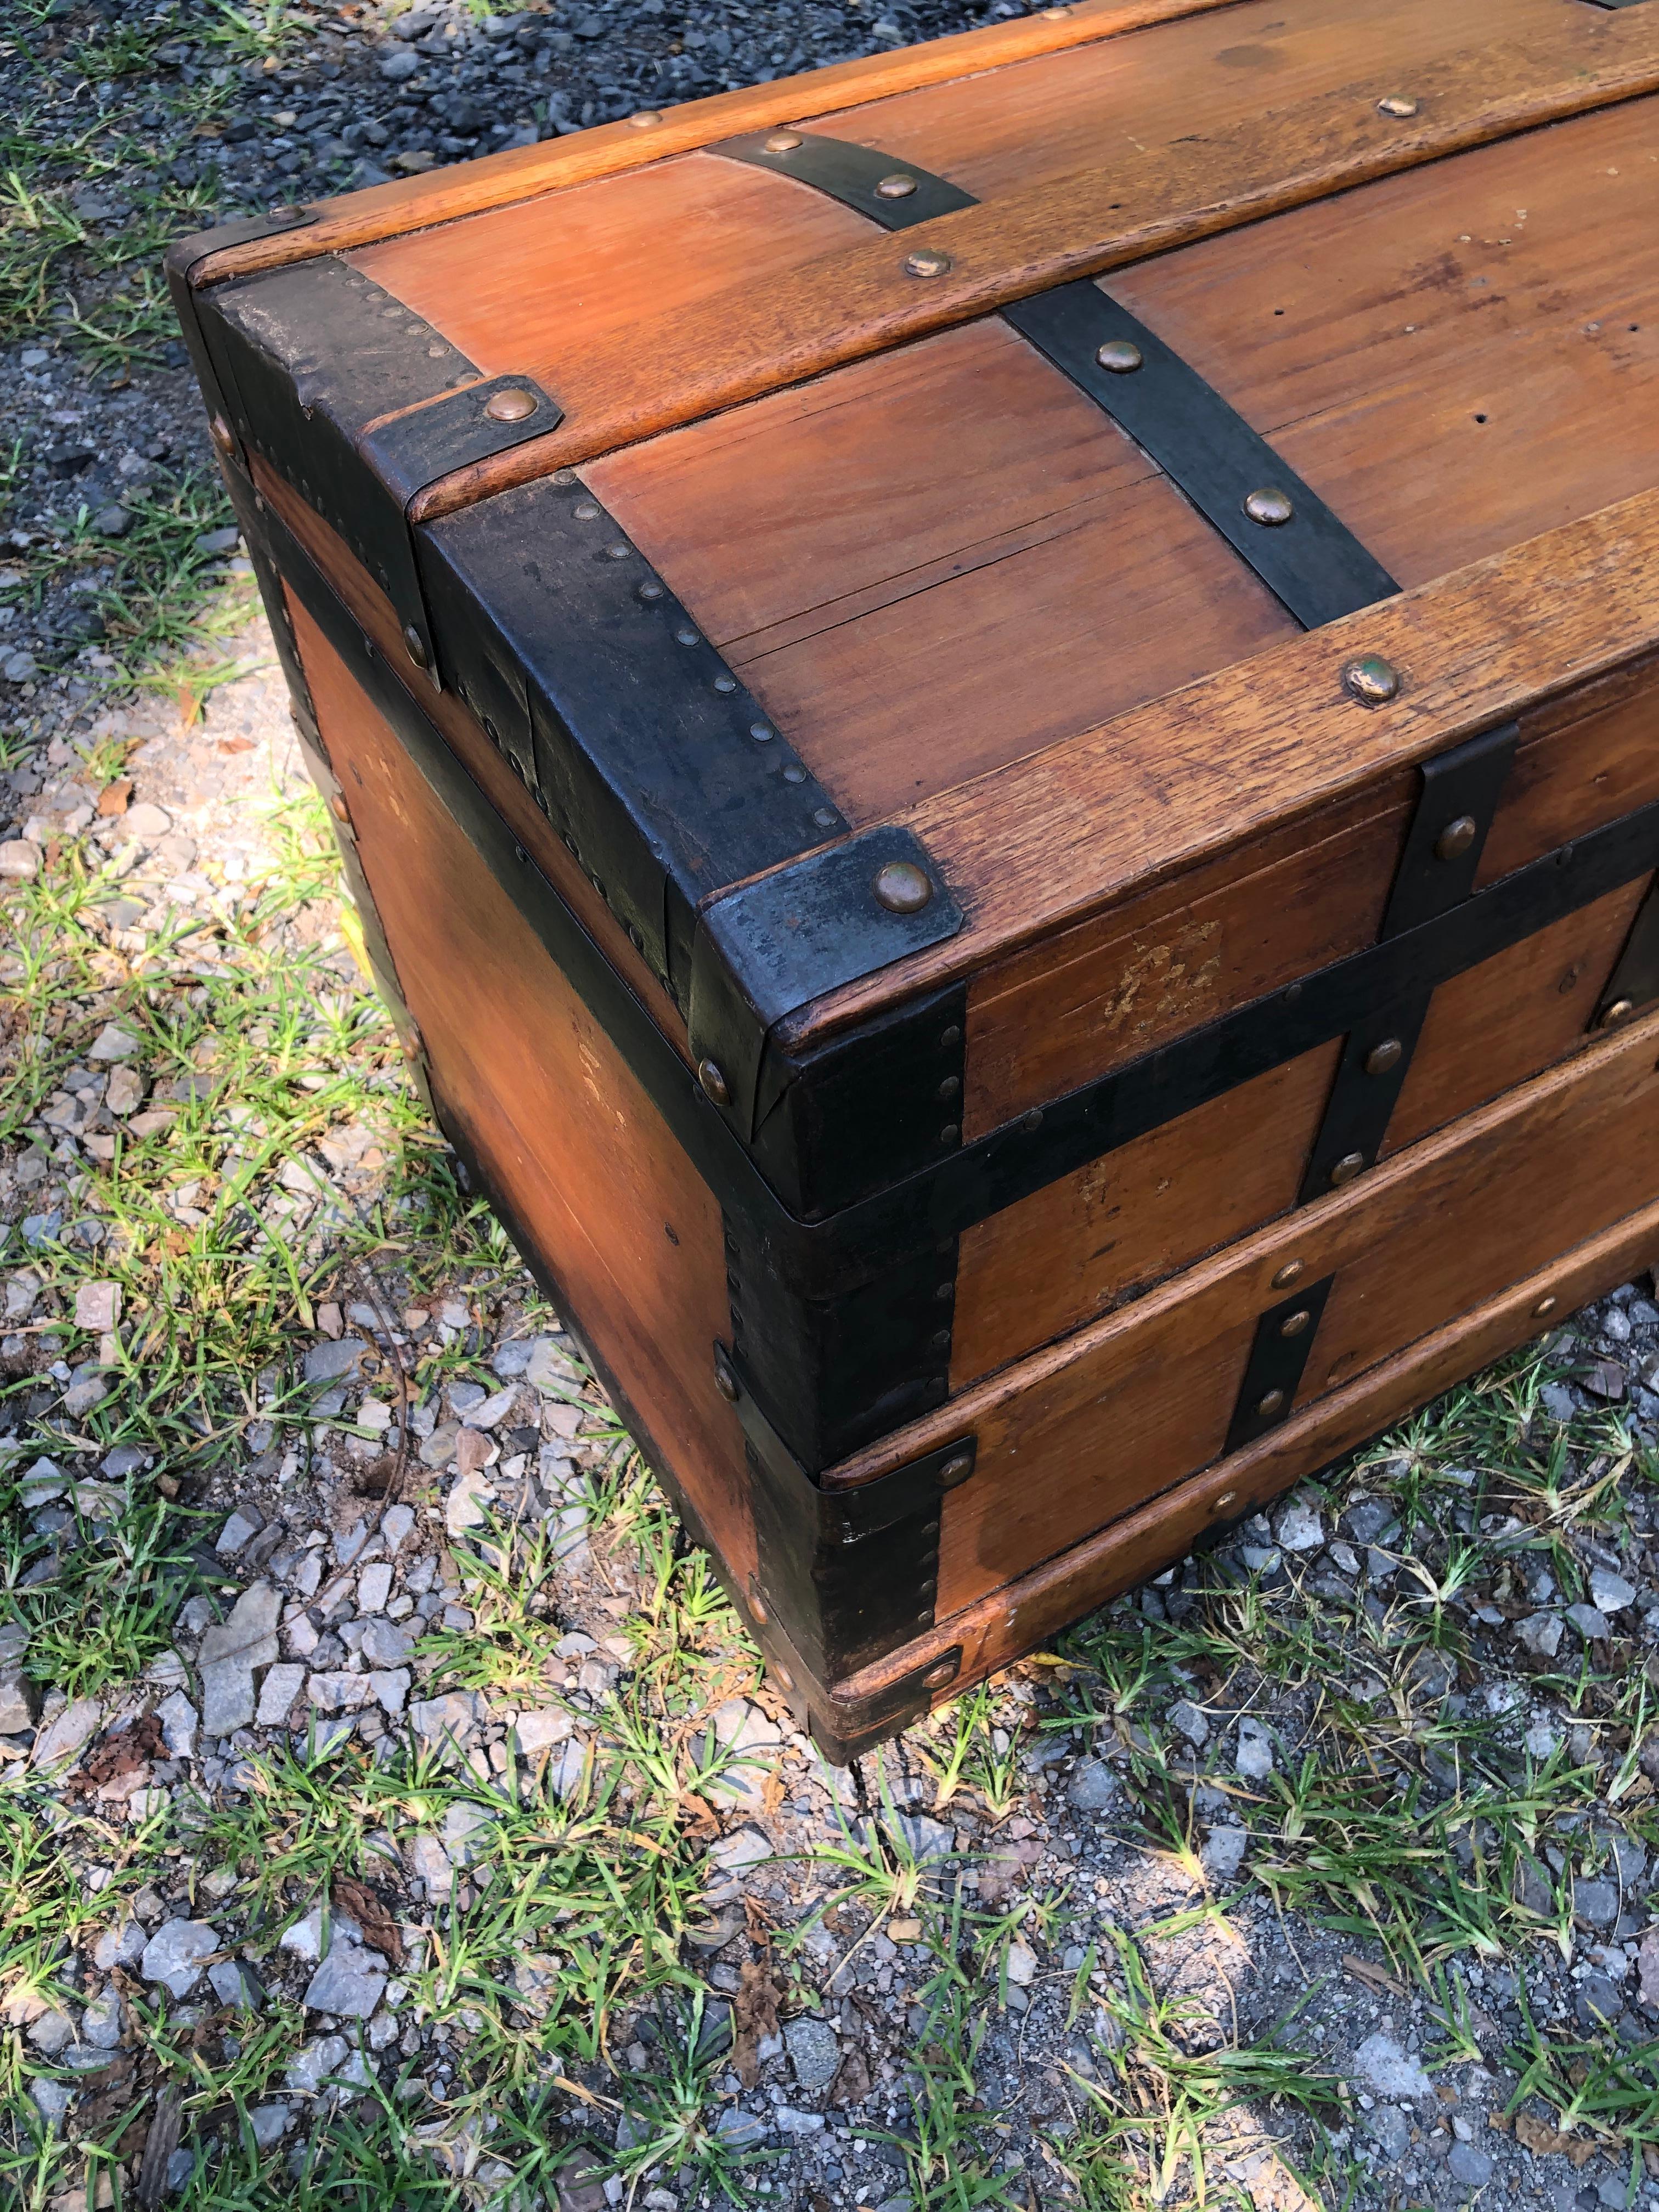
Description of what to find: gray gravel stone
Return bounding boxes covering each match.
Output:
[140,1918,218,1998]
[784,2015,840,2091]
[1353,2032,1433,2102]
[31,1695,101,1769]
[1273,1498,1324,1552]
[92,1921,144,1971]
[250,2103,292,2146]
[1065,1757,1118,1810]
[1590,1567,1637,1613]
[360,1618,413,1669]
[80,1990,122,2048]
[1366,2105,1412,2160]
[1566,1604,1613,1641]
[1446,2141,1493,2189]
[1235,1718,1274,1778]
[1514,1611,1564,1657]
[304,1943,387,2018]
[256,1662,306,1726]
[1575,1877,1620,1928]
[199,1583,280,1735]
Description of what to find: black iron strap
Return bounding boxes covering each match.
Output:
[1223,1276,1335,1454]
[710,130,1398,630]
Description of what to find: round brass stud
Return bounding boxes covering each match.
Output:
[1377,93,1420,118]
[209,414,236,455]
[1533,1295,1559,1318]
[1256,1387,1286,1419]
[1041,5,1071,16]
[328,794,350,825]
[921,1657,958,1690]
[1329,1150,1367,1187]
[1096,338,1143,373]
[628,109,662,127]
[572,500,600,521]
[698,1058,731,1105]
[1271,1259,1306,1290]
[877,174,918,199]
[748,1590,769,1624]
[713,1357,739,1403]
[1209,1489,1239,1517]
[939,1450,975,1488]
[873,859,933,913]
[1244,486,1294,527]
[1342,654,1401,706]
[1434,815,1479,862]
[1364,1037,1403,1077]
[402,623,430,669]
[1600,997,1637,1029]
[484,386,538,423]
[774,1664,793,1692]
[764,130,803,152]
[1279,1307,1313,1339]
[904,247,952,279]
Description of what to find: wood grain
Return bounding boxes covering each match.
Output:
[247,457,689,1058]
[185,0,1234,286]
[825,1003,1659,1616]
[792,489,1659,1052]
[823,1189,1659,1714]
[405,3,1659,507]
[288,595,756,1583]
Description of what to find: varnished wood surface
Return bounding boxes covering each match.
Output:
[186,0,1234,286]
[404,4,1659,507]
[793,491,1659,1054]
[248,458,689,1058]
[290,596,756,1584]
[826,1003,1659,1616]
[825,1190,1659,1714]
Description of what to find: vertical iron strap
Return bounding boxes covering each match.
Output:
[1223,1275,1335,1454]
[711,131,1398,629]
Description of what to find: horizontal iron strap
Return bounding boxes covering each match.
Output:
[240,449,1659,1301]
[710,132,1397,630]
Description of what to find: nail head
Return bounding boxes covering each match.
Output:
[1096,338,1143,374]
[872,859,933,913]
[905,247,952,279]
[698,1059,730,1106]
[1342,654,1401,706]
[483,385,537,423]
[1244,486,1294,527]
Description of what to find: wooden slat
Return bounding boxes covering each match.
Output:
[182,0,1237,287]
[289,597,756,1584]
[790,488,1659,1047]
[826,1002,1659,1620]
[823,1189,1659,1716]
[408,0,1659,512]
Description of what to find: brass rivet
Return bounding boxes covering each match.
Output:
[1364,1037,1403,1076]
[764,130,803,152]
[1096,338,1143,373]
[873,859,933,913]
[1435,815,1479,861]
[749,1590,769,1624]
[1256,1388,1286,1419]
[628,109,662,127]
[1244,486,1294,527]
[904,247,952,279]
[1342,654,1401,705]
[328,794,349,824]
[713,673,737,694]
[1209,1489,1239,1516]
[1600,997,1637,1029]
[402,624,429,669]
[639,580,664,602]
[749,723,774,742]
[1041,4,1071,16]
[1279,1308,1313,1338]
[698,1059,730,1105]
[877,174,918,199]
[1329,1151,1366,1187]
[1533,1295,1558,1318]
[573,500,600,521]
[939,1451,974,1488]
[713,1356,739,1403]
[484,386,537,423]
[921,1658,957,1689]
[1271,1259,1305,1290]
[1377,93,1420,118]
[774,1664,793,1691]
[209,414,235,454]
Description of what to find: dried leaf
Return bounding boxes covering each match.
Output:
[731,1957,783,2089]
[331,1875,403,1968]
[1514,2113,1601,2166]
[64,1713,165,1803]
[1342,1955,1407,1999]
[678,1791,720,1838]
[97,777,132,817]
[831,2046,872,2107]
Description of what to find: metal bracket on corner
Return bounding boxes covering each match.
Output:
[164,206,318,445]
[1592,877,1659,1032]
[1299,719,1519,1201]
[687,826,966,1139]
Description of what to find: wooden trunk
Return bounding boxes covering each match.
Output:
[168,0,1659,1756]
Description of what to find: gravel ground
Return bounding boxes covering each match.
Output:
[7,5,1659,2210]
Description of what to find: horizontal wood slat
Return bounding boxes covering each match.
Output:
[791,487,1659,1045]
[824,1188,1659,1717]
[181,0,1233,287]
[405,2,1659,514]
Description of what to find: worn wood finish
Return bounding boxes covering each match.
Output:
[592,98,1659,828]
[956,658,1659,1143]
[826,1005,1659,1616]
[789,490,1659,1058]
[248,458,689,1057]
[405,6,1659,510]
[827,1191,1659,1722]
[185,0,1234,287]
[287,596,755,1582]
